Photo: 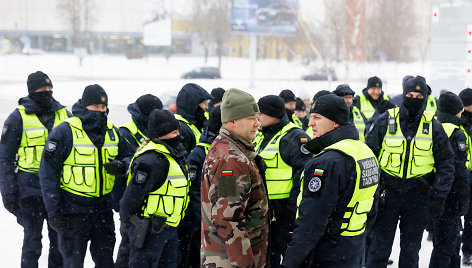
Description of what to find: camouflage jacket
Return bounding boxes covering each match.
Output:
[201,127,269,268]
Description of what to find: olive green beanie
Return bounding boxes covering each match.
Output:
[221,88,259,123]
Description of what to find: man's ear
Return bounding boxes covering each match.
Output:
[334,123,340,129]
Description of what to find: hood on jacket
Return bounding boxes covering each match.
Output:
[18,96,64,114]
[176,83,213,123]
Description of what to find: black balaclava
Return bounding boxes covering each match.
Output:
[402,76,428,116]
[80,84,109,133]
[195,107,206,130]
[82,109,108,134]
[30,91,55,109]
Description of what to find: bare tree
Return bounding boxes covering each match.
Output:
[208,1,231,68]
[365,1,417,62]
[56,0,96,48]
[191,0,231,66]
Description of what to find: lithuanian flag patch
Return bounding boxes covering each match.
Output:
[313,169,324,176]
[222,170,233,177]
[300,137,308,143]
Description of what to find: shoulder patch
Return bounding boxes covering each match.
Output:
[135,170,148,184]
[46,141,57,152]
[300,144,310,155]
[308,177,322,192]
[458,141,466,152]
[300,137,308,143]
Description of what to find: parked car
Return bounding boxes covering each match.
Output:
[256,3,295,25]
[302,67,338,81]
[181,67,221,79]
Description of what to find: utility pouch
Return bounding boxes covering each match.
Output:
[150,215,167,234]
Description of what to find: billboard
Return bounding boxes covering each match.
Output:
[231,0,298,35]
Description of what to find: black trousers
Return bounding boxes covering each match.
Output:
[17,196,62,268]
[58,211,115,268]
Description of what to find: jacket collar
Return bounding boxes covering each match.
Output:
[304,124,359,155]
[220,127,258,161]
[438,112,460,126]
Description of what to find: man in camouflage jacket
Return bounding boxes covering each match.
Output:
[201,88,269,268]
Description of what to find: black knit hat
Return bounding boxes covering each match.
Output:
[209,87,225,106]
[460,88,472,107]
[310,94,349,125]
[27,71,53,95]
[207,106,222,134]
[258,95,286,119]
[295,97,306,111]
[333,84,355,96]
[279,89,297,103]
[403,76,428,97]
[366,76,382,89]
[136,94,163,116]
[312,90,332,103]
[81,84,108,107]
[439,91,463,115]
[148,109,180,140]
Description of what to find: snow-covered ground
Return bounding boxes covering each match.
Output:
[0,53,454,267]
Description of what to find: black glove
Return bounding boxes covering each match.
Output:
[429,198,446,219]
[4,202,18,216]
[48,214,65,235]
[104,159,126,175]
[454,194,470,216]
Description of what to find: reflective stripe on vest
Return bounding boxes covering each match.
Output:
[443,123,472,170]
[127,142,190,227]
[174,114,201,144]
[379,107,434,179]
[17,105,69,173]
[121,120,147,146]
[196,142,211,154]
[358,94,389,120]
[257,122,299,199]
[352,106,366,142]
[425,95,437,115]
[61,117,119,197]
[292,114,303,128]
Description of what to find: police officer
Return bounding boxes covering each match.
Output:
[280,89,303,128]
[0,71,68,267]
[39,84,130,267]
[354,76,390,120]
[285,94,379,267]
[294,97,309,130]
[183,107,222,268]
[429,91,470,267]
[120,109,189,268]
[255,95,312,267]
[459,88,472,265]
[114,94,163,268]
[333,84,367,141]
[365,76,454,267]
[174,83,213,154]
